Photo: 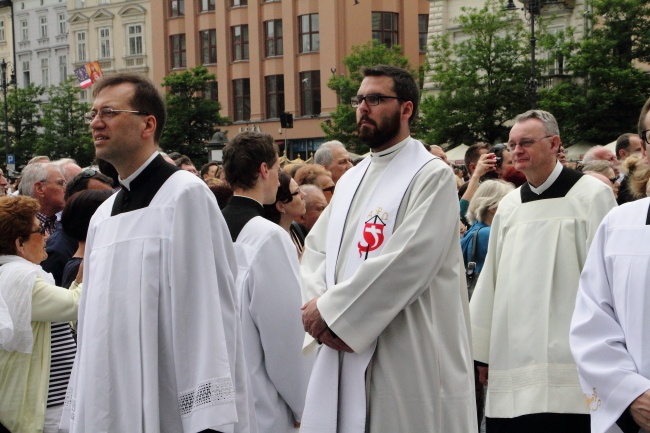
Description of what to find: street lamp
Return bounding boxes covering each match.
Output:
[0,59,15,173]
[505,0,545,109]
[206,130,228,163]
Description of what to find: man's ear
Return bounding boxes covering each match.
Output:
[141,116,157,139]
[259,162,269,180]
[401,101,414,122]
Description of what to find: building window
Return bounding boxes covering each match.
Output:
[264,20,282,57]
[41,58,49,87]
[170,34,186,69]
[372,12,399,48]
[200,29,217,64]
[76,31,87,62]
[22,61,30,86]
[265,75,284,119]
[300,70,320,116]
[205,81,217,101]
[231,0,247,6]
[233,78,250,122]
[199,0,215,11]
[59,55,67,82]
[99,0,109,3]
[58,13,66,35]
[128,24,144,56]
[299,14,319,53]
[170,0,184,17]
[39,16,47,39]
[20,20,28,42]
[231,25,249,61]
[0,20,5,42]
[99,28,111,59]
[418,15,428,52]
[75,0,84,8]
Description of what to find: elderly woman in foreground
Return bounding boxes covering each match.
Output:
[0,196,82,433]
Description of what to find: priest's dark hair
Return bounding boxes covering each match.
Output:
[92,73,166,143]
[223,132,278,190]
[639,96,650,137]
[362,65,419,124]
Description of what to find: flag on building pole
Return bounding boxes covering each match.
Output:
[87,61,103,83]
[74,65,92,88]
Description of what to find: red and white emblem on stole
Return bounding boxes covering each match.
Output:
[357,214,387,259]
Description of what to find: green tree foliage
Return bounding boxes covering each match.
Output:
[421,0,534,147]
[538,0,650,144]
[38,79,94,166]
[160,65,227,165]
[322,41,414,154]
[1,84,44,167]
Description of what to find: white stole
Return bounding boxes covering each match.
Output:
[301,139,434,433]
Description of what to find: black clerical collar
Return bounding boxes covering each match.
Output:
[111,154,180,216]
[520,167,583,203]
[221,196,266,242]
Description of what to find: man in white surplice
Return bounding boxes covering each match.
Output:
[470,110,617,433]
[221,132,312,432]
[300,65,476,433]
[61,73,249,433]
[570,97,650,433]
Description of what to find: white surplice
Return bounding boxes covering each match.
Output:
[301,138,477,433]
[63,171,249,433]
[471,174,617,419]
[571,198,650,433]
[234,216,312,433]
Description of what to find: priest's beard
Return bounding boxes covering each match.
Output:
[357,110,401,149]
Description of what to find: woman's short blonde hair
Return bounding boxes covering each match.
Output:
[0,196,40,255]
[466,179,514,225]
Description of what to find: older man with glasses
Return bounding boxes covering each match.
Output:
[470,110,617,433]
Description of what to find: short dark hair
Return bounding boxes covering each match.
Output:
[62,189,114,242]
[615,133,635,159]
[65,169,113,200]
[223,132,278,190]
[639,96,650,136]
[362,65,419,124]
[175,155,193,167]
[464,143,490,170]
[263,171,293,224]
[201,161,219,177]
[93,73,166,143]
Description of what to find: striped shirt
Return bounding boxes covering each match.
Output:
[47,322,76,407]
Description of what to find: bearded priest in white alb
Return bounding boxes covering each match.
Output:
[571,100,650,433]
[300,65,476,433]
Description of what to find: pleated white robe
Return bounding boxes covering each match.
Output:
[471,174,616,418]
[63,172,249,433]
[571,198,650,433]
[234,216,312,432]
[301,139,477,432]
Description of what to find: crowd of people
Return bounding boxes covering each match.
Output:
[0,65,650,433]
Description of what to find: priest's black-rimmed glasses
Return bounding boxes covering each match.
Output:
[350,94,403,108]
[83,108,150,124]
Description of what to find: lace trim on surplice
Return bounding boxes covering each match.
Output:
[178,376,235,417]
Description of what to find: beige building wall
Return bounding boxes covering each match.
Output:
[150,0,430,157]
[68,0,152,101]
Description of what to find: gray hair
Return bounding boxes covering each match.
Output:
[582,145,607,164]
[466,179,514,225]
[514,110,560,138]
[581,160,613,176]
[19,163,52,197]
[314,140,345,166]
